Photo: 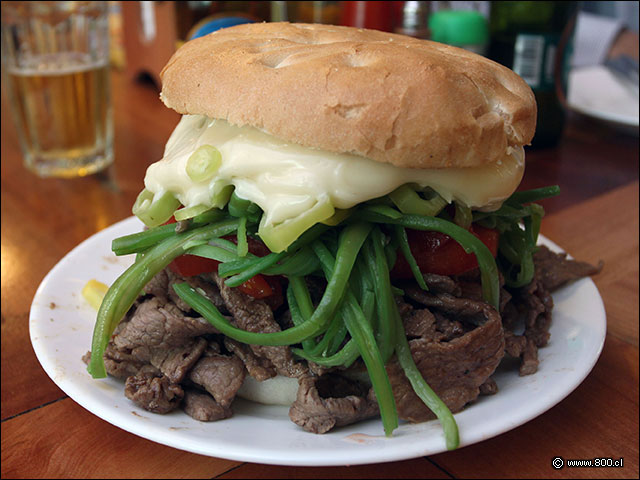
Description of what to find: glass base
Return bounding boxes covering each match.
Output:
[24,149,114,178]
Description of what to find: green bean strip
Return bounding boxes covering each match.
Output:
[286,280,316,352]
[209,237,241,253]
[88,219,240,378]
[313,241,398,437]
[369,230,460,449]
[174,222,372,346]
[393,225,429,291]
[265,247,320,277]
[366,230,396,364]
[394,317,459,450]
[361,212,499,310]
[185,244,239,263]
[236,217,248,257]
[292,336,359,367]
[507,185,560,204]
[223,252,287,287]
[111,223,178,256]
[309,313,347,357]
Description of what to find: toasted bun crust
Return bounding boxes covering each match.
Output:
[160,22,536,169]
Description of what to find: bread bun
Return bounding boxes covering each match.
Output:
[160,22,535,170]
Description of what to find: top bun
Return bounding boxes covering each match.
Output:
[160,22,536,170]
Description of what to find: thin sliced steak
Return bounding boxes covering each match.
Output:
[124,365,184,414]
[182,389,233,422]
[289,374,379,434]
[212,273,307,378]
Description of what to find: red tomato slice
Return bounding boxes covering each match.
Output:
[237,274,273,298]
[391,225,499,278]
[169,254,220,277]
[164,217,277,300]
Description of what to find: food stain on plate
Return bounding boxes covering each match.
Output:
[343,433,385,444]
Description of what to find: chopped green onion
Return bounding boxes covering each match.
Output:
[258,197,335,253]
[132,189,181,227]
[389,185,448,216]
[174,204,210,221]
[186,145,222,182]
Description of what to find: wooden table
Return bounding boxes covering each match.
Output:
[1,70,638,479]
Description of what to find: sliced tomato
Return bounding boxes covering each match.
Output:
[169,254,220,277]
[391,224,499,278]
[237,274,273,299]
[166,222,280,302]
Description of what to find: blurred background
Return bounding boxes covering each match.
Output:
[109,0,638,148]
[1,0,638,179]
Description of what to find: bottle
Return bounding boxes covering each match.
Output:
[395,1,430,39]
[429,9,489,55]
[488,1,577,148]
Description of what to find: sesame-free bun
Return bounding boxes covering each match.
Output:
[160,22,536,169]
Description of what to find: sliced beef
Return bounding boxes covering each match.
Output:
[182,389,233,422]
[224,338,276,381]
[168,270,228,313]
[422,273,462,296]
[103,343,147,379]
[143,268,227,313]
[533,245,603,292]
[113,297,219,353]
[390,291,504,422]
[124,365,184,414]
[188,354,246,407]
[149,337,208,384]
[289,374,379,434]
[479,377,498,395]
[212,273,307,378]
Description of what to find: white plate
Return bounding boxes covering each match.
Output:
[568,65,639,129]
[30,216,606,466]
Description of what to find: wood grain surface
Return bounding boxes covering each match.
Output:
[1,68,638,479]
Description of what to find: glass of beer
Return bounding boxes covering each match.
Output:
[1,1,113,178]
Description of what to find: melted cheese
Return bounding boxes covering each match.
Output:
[144,115,525,226]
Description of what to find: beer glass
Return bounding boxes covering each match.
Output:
[1,1,113,178]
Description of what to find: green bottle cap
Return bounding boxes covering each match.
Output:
[429,10,489,49]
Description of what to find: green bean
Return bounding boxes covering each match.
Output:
[343,298,398,436]
[393,225,428,291]
[265,247,320,276]
[393,315,459,450]
[88,219,240,378]
[309,313,348,357]
[361,212,499,310]
[223,252,286,287]
[368,227,460,448]
[111,223,178,256]
[360,204,403,219]
[311,241,398,436]
[236,217,248,257]
[209,237,241,253]
[507,185,560,204]
[292,338,359,367]
[286,280,316,352]
[365,229,397,363]
[185,244,238,263]
[174,222,372,346]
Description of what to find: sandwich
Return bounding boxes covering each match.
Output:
[85,22,600,450]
